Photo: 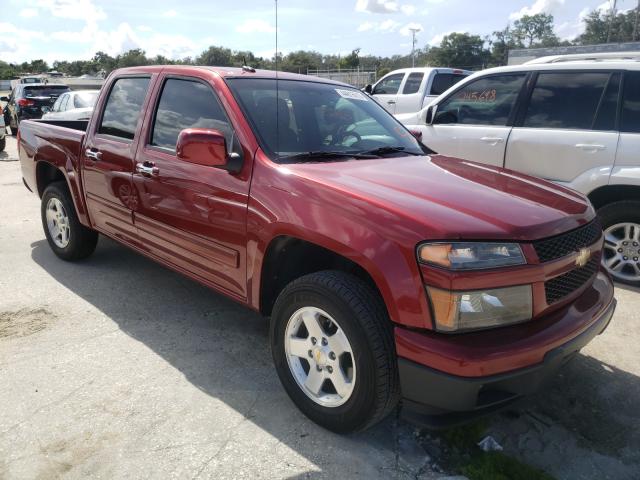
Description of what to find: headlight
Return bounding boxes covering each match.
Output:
[418,242,525,270]
[427,285,533,332]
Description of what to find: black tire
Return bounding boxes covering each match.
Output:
[270,270,399,433]
[0,136,5,152]
[598,200,640,286]
[10,118,17,136]
[41,181,98,261]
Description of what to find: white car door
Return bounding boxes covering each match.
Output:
[394,72,426,115]
[421,73,527,167]
[370,72,405,114]
[505,71,619,193]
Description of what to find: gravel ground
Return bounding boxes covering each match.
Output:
[0,135,639,479]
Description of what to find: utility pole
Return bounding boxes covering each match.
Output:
[410,28,420,67]
[606,0,618,43]
[634,0,640,41]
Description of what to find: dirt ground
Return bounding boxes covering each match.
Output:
[0,135,638,479]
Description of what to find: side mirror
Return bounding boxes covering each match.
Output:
[0,96,8,102]
[364,84,373,95]
[176,128,229,168]
[41,106,51,113]
[424,105,437,125]
[409,129,423,142]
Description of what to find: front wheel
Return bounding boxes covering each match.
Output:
[270,271,399,433]
[41,181,98,261]
[599,200,640,286]
[0,136,5,152]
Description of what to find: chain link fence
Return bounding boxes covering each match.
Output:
[306,68,377,88]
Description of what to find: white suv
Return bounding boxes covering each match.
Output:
[405,54,640,285]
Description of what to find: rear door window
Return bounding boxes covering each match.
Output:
[401,73,424,94]
[622,71,640,133]
[98,77,150,140]
[434,74,526,126]
[150,78,232,151]
[430,73,469,96]
[373,73,404,95]
[522,72,614,130]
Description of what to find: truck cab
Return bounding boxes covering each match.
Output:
[364,67,471,116]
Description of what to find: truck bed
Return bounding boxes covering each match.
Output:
[18,119,87,196]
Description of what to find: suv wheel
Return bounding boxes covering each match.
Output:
[41,181,98,261]
[270,270,399,433]
[599,201,640,285]
[0,136,5,152]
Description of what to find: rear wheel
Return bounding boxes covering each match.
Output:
[0,136,5,152]
[41,181,98,261]
[270,270,399,433]
[599,200,640,285]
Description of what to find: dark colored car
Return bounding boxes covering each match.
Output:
[2,83,70,135]
[17,66,615,433]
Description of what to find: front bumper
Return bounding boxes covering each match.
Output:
[397,272,616,427]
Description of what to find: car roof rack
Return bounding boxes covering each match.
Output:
[525,51,640,64]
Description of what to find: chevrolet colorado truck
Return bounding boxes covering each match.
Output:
[18,66,616,433]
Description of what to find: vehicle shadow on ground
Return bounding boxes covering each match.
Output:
[29,237,640,479]
[29,237,425,479]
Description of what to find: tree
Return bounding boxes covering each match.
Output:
[116,49,148,68]
[426,33,490,70]
[338,49,361,69]
[196,46,233,66]
[577,8,639,45]
[512,14,558,47]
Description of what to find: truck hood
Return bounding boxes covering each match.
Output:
[285,155,594,241]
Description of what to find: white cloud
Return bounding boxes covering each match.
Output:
[137,25,152,32]
[235,19,276,34]
[400,4,416,15]
[509,0,565,21]
[357,19,401,33]
[400,22,423,36]
[355,0,416,15]
[36,0,106,21]
[357,21,375,32]
[19,8,39,18]
[162,9,177,18]
[428,30,453,46]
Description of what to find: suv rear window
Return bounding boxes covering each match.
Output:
[523,72,616,130]
[23,86,70,97]
[98,77,150,140]
[622,71,640,133]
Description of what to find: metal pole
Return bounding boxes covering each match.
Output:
[634,0,640,41]
[606,0,617,43]
[409,28,420,67]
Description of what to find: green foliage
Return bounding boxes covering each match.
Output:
[427,32,490,69]
[512,14,558,48]
[577,8,640,45]
[461,452,555,480]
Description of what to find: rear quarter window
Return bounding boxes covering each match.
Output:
[622,71,640,133]
[98,77,150,140]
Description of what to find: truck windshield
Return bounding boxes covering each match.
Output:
[226,78,424,162]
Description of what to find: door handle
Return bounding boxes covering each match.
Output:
[480,137,505,145]
[575,143,606,152]
[387,100,396,104]
[85,148,102,161]
[136,162,159,176]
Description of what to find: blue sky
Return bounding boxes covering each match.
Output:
[0,0,636,64]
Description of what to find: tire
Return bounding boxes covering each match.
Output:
[270,270,399,433]
[10,117,17,136]
[598,200,640,286]
[41,181,98,261]
[0,136,5,152]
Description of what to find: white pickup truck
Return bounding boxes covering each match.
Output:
[364,67,471,117]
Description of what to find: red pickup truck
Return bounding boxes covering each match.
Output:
[18,66,615,433]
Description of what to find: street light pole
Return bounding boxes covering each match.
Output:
[410,28,420,67]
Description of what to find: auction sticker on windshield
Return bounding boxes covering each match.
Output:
[336,89,368,101]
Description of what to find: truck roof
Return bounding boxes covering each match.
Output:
[109,65,351,87]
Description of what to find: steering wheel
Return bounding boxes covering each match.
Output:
[332,125,362,146]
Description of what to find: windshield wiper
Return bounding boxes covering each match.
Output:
[359,146,423,156]
[279,151,378,162]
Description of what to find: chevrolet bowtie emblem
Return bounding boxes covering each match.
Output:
[575,248,591,268]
